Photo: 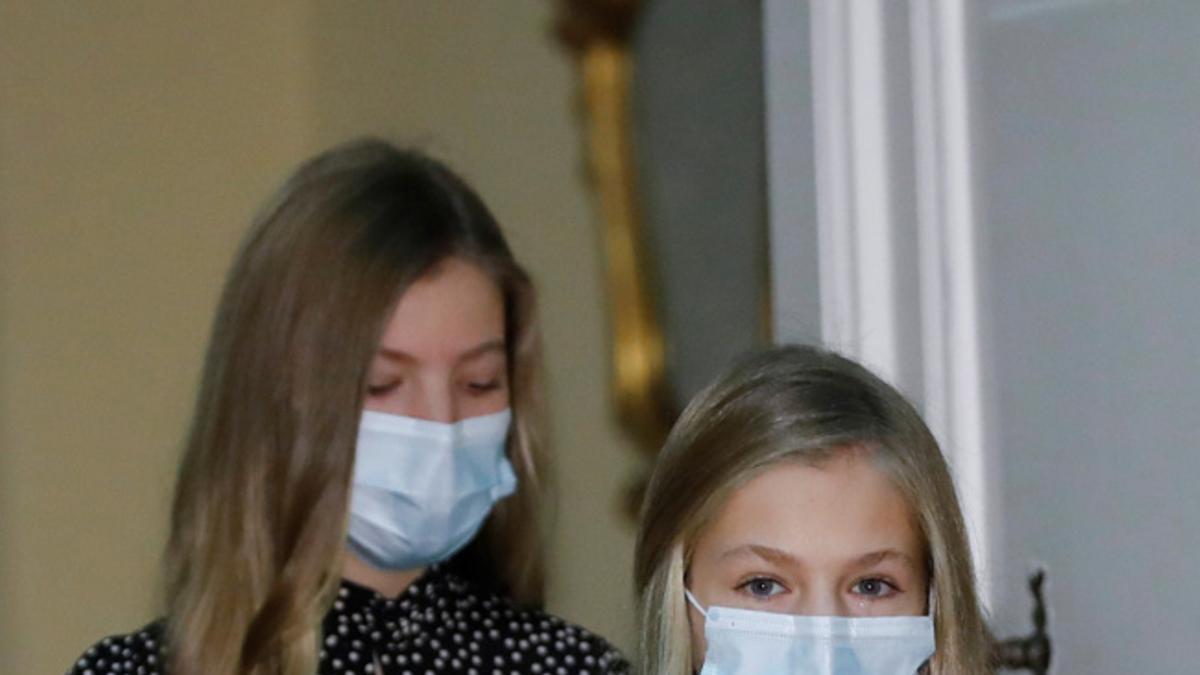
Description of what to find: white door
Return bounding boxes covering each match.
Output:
[977,2,1200,672]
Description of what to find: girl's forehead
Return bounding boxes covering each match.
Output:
[377,257,505,360]
[693,454,925,567]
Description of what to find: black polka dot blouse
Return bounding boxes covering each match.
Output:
[67,564,630,675]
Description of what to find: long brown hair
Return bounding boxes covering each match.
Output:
[634,345,992,675]
[165,139,546,675]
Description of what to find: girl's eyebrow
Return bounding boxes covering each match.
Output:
[376,348,414,364]
[720,544,804,569]
[376,338,505,364]
[718,546,916,570]
[456,339,506,363]
[852,549,916,569]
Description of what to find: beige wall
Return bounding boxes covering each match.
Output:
[0,2,639,672]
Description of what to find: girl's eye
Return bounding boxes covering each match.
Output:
[366,381,400,396]
[466,380,503,394]
[737,577,787,599]
[851,577,899,599]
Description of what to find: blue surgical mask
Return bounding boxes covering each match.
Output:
[347,408,517,570]
[686,590,935,675]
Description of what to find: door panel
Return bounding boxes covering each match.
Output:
[977,2,1200,672]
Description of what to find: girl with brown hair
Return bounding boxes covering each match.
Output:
[634,345,992,675]
[68,139,628,675]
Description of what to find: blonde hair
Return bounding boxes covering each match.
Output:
[164,139,547,675]
[634,345,991,675]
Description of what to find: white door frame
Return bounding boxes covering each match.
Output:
[767,0,996,605]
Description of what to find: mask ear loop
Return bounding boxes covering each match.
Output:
[684,589,709,619]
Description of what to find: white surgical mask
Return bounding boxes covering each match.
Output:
[686,590,935,675]
[347,408,517,570]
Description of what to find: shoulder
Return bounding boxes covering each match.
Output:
[66,621,165,675]
[416,568,632,674]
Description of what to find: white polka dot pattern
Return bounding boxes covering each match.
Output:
[66,565,629,674]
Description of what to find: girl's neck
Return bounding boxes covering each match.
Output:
[342,550,426,598]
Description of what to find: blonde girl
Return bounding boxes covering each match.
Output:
[634,345,991,674]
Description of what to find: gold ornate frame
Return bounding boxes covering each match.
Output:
[554,0,671,518]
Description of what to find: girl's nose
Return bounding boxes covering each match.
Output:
[795,586,851,617]
[404,379,457,423]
